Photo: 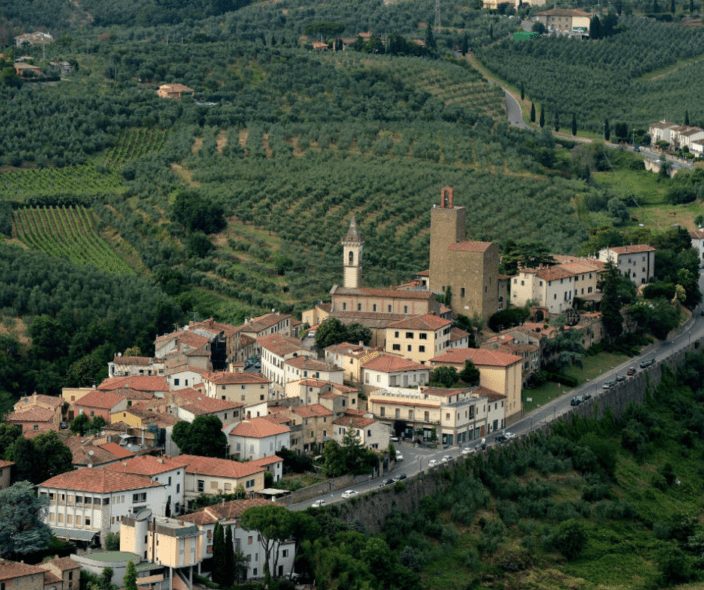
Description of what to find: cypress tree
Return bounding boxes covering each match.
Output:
[539,105,545,128]
[685,110,690,125]
[530,102,536,123]
[671,0,676,12]
[212,522,225,585]
[690,0,694,12]
[490,23,494,40]
[224,525,235,587]
[572,113,577,136]
[554,110,560,132]
[520,82,525,100]
[604,118,611,141]
[461,32,469,55]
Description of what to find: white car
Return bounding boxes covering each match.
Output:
[341,490,359,499]
[441,455,452,464]
[311,500,325,508]
[462,447,474,456]
[504,432,516,440]
[395,451,403,461]
[428,459,438,468]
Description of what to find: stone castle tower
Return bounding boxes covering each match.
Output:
[342,216,364,289]
[430,187,466,285]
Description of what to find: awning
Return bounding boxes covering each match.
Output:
[50,527,98,541]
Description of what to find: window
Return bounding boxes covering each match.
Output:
[343,303,347,311]
[404,306,408,314]
[387,305,392,312]
[380,407,385,417]
[174,379,180,386]
[394,331,399,337]
[460,287,465,298]
[407,345,412,352]
[85,517,91,526]
[198,480,205,493]
[408,410,414,420]
[248,536,253,545]
[419,346,425,353]
[392,344,401,351]
[405,332,414,339]
[357,304,362,311]
[132,493,147,503]
[373,304,377,312]
[419,333,427,340]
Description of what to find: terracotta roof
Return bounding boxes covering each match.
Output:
[227,417,291,438]
[168,455,264,479]
[98,442,134,459]
[249,455,283,467]
[450,328,470,342]
[690,229,704,240]
[40,468,161,493]
[98,376,168,392]
[416,269,430,277]
[175,389,243,413]
[261,413,293,425]
[105,455,182,476]
[475,386,506,402]
[333,287,432,300]
[189,318,240,338]
[649,121,677,130]
[0,460,14,469]
[0,560,45,582]
[298,379,330,387]
[15,394,63,409]
[608,244,656,255]
[332,415,376,428]
[431,348,521,367]
[559,262,601,275]
[362,354,427,373]
[447,241,493,253]
[534,266,574,281]
[387,314,451,331]
[43,572,62,584]
[42,557,80,572]
[7,407,56,423]
[205,372,270,386]
[112,388,154,401]
[258,333,305,357]
[155,330,211,349]
[113,356,152,366]
[184,348,211,357]
[242,313,293,334]
[324,342,368,356]
[292,404,334,419]
[421,386,466,398]
[75,390,126,410]
[285,357,341,372]
[536,8,591,15]
[115,406,179,426]
[180,499,279,525]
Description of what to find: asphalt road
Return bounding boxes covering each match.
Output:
[290,271,704,511]
[504,90,529,130]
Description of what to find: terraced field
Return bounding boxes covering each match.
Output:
[103,128,169,167]
[13,206,136,275]
[0,164,124,200]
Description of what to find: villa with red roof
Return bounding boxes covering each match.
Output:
[384,313,453,365]
[197,371,272,406]
[291,404,334,454]
[332,410,389,450]
[97,375,168,395]
[168,454,266,505]
[223,417,291,461]
[283,357,343,398]
[7,394,63,433]
[323,341,383,383]
[599,244,656,285]
[431,348,522,425]
[361,353,430,391]
[38,468,168,545]
[73,390,129,422]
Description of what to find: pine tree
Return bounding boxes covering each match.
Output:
[601,261,624,341]
[604,118,611,141]
[653,0,659,12]
[520,82,525,100]
[572,113,577,136]
[530,102,536,123]
[224,525,235,587]
[539,105,545,128]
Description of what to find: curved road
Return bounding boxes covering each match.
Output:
[291,272,704,511]
[504,90,529,129]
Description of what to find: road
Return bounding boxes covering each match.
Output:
[290,270,704,511]
[504,90,529,130]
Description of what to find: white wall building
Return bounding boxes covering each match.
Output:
[224,417,291,461]
[599,244,656,285]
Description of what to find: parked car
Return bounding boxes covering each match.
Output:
[627,366,636,376]
[462,446,474,456]
[495,434,507,443]
[390,436,399,442]
[582,392,592,401]
[504,432,516,440]
[640,359,655,368]
[341,490,359,499]
[570,396,582,406]
[441,455,452,464]
[393,473,407,482]
[602,381,614,390]
[616,375,626,382]
[428,459,438,468]
[380,478,395,488]
[395,451,403,461]
[311,500,325,508]
[254,362,261,369]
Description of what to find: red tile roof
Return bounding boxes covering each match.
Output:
[447,241,493,253]
[450,328,470,342]
[113,356,152,366]
[0,460,14,469]
[258,333,305,357]
[285,357,341,372]
[98,442,134,459]
[75,390,126,410]
[15,394,63,409]
[205,372,270,386]
[7,406,57,423]
[334,287,432,300]
[168,455,264,479]
[431,348,521,367]
[362,354,427,373]
[98,376,168,392]
[0,560,45,582]
[387,314,451,331]
[40,468,160,493]
[474,386,506,402]
[249,455,283,467]
[227,417,290,438]
[180,499,279,525]
[105,455,182,476]
[608,244,656,255]
[534,266,574,282]
[42,557,80,572]
[332,415,376,428]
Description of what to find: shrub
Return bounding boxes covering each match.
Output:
[551,519,588,560]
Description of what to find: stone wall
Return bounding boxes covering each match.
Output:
[336,336,703,532]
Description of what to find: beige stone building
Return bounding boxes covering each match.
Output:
[0,460,13,490]
[598,244,656,285]
[332,411,389,450]
[0,557,81,590]
[324,342,383,383]
[430,348,523,426]
[291,404,335,454]
[428,187,500,321]
[283,357,343,397]
[361,354,430,391]
[535,9,591,33]
[291,380,360,412]
[385,314,452,364]
[197,372,272,405]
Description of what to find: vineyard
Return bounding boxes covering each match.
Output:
[13,206,136,275]
[0,164,124,200]
[103,128,169,167]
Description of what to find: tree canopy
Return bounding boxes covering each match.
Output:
[171,415,228,457]
[0,481,51,559]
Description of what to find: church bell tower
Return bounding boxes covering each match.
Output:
[342,216,364,289]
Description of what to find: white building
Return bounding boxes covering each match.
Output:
[224,417,291,461]
[361,353,430,391]
[648,121,678,145]
[598,244,656,285]
[39,468,167,546]
[331,411,390,450]
[180,499,296,580]
[283,357,343,397]
[259,333,314,395]
[690,229,704,261]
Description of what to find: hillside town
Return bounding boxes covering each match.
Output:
[0,187,668,587]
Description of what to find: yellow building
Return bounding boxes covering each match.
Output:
[534,9,591,33]
[324,342,383,383]
[428,187,500,321]
[291,404,335,454]
[430,348,523,426]
[385,314,452,365]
